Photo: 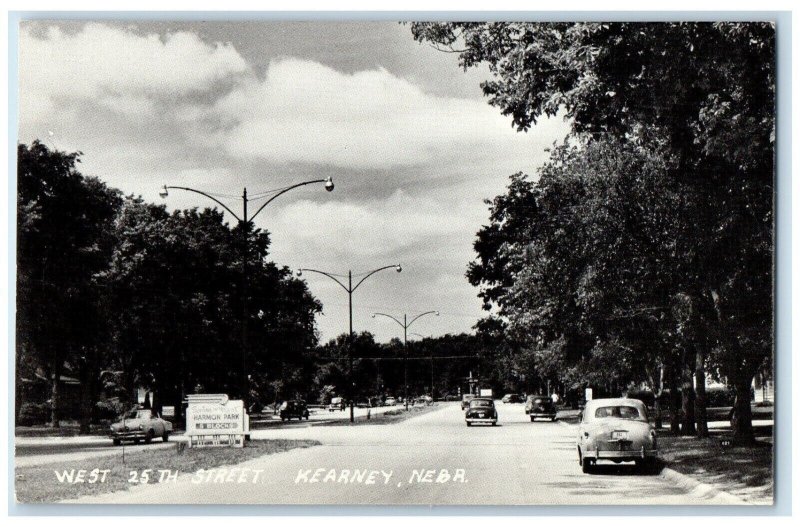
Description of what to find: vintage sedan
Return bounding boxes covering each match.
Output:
[109,408,172,445]
[576,398,657,473]
[280,400,310,421]
[465,398,498,426]
[525,395,558,421]
[501,394,523,404]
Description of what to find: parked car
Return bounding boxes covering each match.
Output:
[109,408,172,445]
[576,398,657,474]
[525,395,558,421]
[461,394,475,411]
[328,397,345,412]
[385,397,397,406]
[502,394,523,404]
[465,398,498,426]
[279,400,310,421]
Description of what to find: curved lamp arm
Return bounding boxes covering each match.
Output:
[352,264,402,292]
[296,268,349,292]
[372,312,406,328]
[250,178,331,223]
[408,310,440,328]
[161,185,242,222]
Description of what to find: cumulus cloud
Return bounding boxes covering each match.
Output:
[267,189,483,263]
[205,58,561,170]
[19,23,249,122]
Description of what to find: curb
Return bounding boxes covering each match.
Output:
[659,467,748,505]
[555,419,747,504]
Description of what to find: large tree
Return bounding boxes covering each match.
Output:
[17,141,122,427]
[413,22,774,439]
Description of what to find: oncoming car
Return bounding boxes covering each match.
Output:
[109,408,172,445]
[576,398,657,473]
[465,398,498,427]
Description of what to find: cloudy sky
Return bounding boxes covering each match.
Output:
[17,20,570,343]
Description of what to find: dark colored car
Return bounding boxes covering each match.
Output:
[525,395,558,421]
[465,398,498,426]
[279,400,310,421]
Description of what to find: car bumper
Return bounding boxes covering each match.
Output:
[465,417,497,424]
[109,431,147,440]
[529,413,556,419]
[584,448,658,460]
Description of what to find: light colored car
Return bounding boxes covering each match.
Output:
[385,397,397,406]
[110,408,172,445]
[328,397,345,412]
[576,398,657,473]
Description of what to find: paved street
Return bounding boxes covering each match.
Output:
[66,402,742,505]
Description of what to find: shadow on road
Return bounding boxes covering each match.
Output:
[584,459,665,476]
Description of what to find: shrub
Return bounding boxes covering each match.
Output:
[94,399,125,421]
[17,402,51,426]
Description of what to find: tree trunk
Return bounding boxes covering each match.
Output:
[680,360,696,435]
[732,373,754,442]
[694,346,708,438]
[668,363,681,434]
[78,360,92,434]
[49,358,63,428]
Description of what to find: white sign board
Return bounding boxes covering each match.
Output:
[585,388,593,401]
[479,389,493,397]
[162,406,175,417]
[186,394,248,448]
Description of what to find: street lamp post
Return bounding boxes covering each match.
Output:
[159,177,334,409]
[297,265,402,422]
[372,311,438,410]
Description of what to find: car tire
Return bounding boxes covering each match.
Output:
[491,421,497,426]
[134,439,140,444]
[162,432,169,442]
[466,422,472,427]
[145,430,154,444]
[530,416,535,422]
[113,438,121,446]
[581,457,593,474]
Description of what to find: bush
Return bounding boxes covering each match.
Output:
[705,385,737,407]
[94,399,125,421]
[18,402,51,426]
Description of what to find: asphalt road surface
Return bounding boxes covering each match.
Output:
[66,402,740,505]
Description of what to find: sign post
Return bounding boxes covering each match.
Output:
[185,394,249,448]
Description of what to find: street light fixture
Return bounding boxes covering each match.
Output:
[296,265,402,422]
[160,177,334,410]
[371,311,439,410]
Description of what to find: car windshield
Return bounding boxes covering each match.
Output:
[469,400,493,408]
[594,405,643,420]
[126,409,150,419]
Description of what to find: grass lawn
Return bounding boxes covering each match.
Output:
[15,439,319,503]
[658,432,773,504]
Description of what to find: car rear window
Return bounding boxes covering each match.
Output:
[594,406,642,420]
[470,400,493,408]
